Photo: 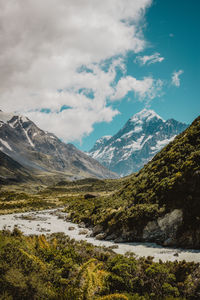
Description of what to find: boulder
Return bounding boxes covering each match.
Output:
[95,233,106,240]
[79,229,88,235]
[143,209,183,243]
[68,226,75,231]
[93,224,103,236]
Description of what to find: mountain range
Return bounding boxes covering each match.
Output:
[0,110,116,184]
[89,109,188,176]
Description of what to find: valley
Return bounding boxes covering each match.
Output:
[1,0,199,297]
[0,114,200,299]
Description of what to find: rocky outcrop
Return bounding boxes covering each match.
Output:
[142,209,183,246]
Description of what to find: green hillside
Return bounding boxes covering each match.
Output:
[65,116,200,248]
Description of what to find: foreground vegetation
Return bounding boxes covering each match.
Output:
[1,229,200,299]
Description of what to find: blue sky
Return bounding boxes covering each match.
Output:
[0,0,199,151]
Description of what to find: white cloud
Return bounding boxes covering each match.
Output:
[135,52,164,65]
[111,76,163,101]
[172,70,184,87]
[0,0,153,142]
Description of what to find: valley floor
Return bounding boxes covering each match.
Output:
[1,178,200,299]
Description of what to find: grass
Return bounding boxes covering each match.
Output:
[0,177,123,215]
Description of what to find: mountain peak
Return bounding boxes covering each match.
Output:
[0,110,31,125]
[130,109,164,123]
[89,110,188,176]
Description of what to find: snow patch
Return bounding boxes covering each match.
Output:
[121,135,153,160]
[9,118,19,128]
[20,116,29,123]
[23,128,35,147]
[133,126,142,133]
[0,138,12,151]
[90,145,115,164]
[96,135,112,144]
[151,135,176,152]
[121,130,134,138]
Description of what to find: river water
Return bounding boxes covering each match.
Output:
[0,208,200,263]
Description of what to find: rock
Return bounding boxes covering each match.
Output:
[84,194,96,199]
[108,245,119,249]
[93,224,103,235]
[57,213,65,219]
[68,226,75,231]
[78,222,85,228]
[158,209,183,232]
[143,209,183,243]
[105,233,117,241]
[163,238,175,247]
[114,237,124,243]
[79,229,88,235]
[95,233,106,240]
[174,252,179,257]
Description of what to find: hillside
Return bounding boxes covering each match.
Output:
[89,109,188,176]
[0,150,34,184]
[66,115,200,248]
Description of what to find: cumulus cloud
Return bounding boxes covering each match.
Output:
[0,0,154,142]
[111,76,163,101]
[135,52,164,65]
[172,70,184,87]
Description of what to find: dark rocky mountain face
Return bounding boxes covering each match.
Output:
[89,109,188,176]
[0,111,116,180]
[0,150,34,184]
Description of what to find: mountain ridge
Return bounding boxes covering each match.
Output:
[0,110,117,183]
[89,109,188,176]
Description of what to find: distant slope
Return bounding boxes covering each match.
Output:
[0,110,116,181]
[68,116,200,248]
[89,109,188,176]
[0,150,33,184]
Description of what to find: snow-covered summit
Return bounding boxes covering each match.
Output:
[130,109,164,123]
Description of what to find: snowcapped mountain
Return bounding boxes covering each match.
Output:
[89,109,188,176]
[0,110,116,181]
